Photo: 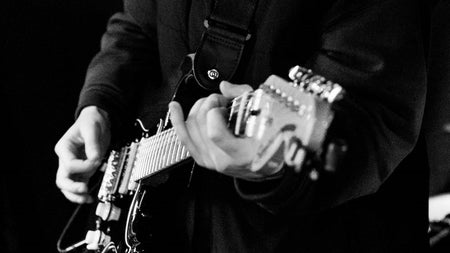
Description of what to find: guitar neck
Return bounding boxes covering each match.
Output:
[129,93,251,182]
[100,68,343,200]
[130,128,191,182]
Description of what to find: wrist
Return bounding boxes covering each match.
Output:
[80,106,111,127]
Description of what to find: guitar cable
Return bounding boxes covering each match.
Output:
[56,203,88,253]
[57,179,102,253]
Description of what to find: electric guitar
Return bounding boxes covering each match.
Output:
[58,66,344,253]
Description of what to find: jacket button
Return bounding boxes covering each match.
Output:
[207,69,219,80]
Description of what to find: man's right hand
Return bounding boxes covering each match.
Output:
[55,106,111,204]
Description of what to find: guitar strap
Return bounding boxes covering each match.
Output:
[165,0,260,187]
[191,0,259,91]
[139,0,259,131]
[168,0,260,117]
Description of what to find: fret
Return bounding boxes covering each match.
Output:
[174,132,181,163]
[127,80,243,182]
[121,66,340,184]
[148,135,158,174]
[143,137,153,176]
[158,130,170,170]
[174,137,181,163]
[138,143,147,180]
[152,134,161,173]
[153,131,164,174]
[163,130,172,167]
[128,127,193,182]
[139,139,148,178]
[167,129,176,166]
[181,145,187,160]
[166,130,174,167]
[166,130,174,165]
[135,141,144,180]
[178,145,183,161]
[144,139,153,177]
[137,138,148,179]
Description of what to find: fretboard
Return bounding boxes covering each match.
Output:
[129,93,250,182]
[130,128,191,182]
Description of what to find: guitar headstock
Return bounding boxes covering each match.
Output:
[228,66,344,176]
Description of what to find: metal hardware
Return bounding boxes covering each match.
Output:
[203,19,252,41]
[85,230,112,251]
[95,202,121,221]
[207,69,220,80]
[288,65,345,103]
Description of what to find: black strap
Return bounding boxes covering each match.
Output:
[192,0,259,91]
[209,0,258,33]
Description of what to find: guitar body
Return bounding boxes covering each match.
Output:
[82,124,196,253]
[60,66,344,253]
[100,76,206,252]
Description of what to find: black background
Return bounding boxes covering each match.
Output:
[1,1,121,252]
[1,1,449,253]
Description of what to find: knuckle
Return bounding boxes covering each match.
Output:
[189,98,205,116]
[207,93,221,103]
[195,109,204,122]
[208,94,226,107]
[207,127,223,142]
[54,140,62,155]
[55,178,62,188]
[55,171,66,189]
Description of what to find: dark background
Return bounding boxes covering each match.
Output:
[0,1,449,253]
[1,1,121,252]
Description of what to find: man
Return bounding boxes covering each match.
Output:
[426,1,450,251]
[55,0,430,252]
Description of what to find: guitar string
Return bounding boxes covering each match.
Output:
[168,129,176,166]
[159,130,170,171]
[148,131,158,176]
[131,99,241,180]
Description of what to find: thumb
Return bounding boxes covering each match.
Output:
[220,81,253,99]
[80,121,103,162]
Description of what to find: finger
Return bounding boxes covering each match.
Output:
[58,157,100,175]
[56,165,91,193]
[206,107,245,154]
[203,93,229,108]
[186,98,206,147]
[187,97,206,118]
[195,94,228,133]
[169,101,201,159]
[220,81,253,99]
[54,127,81,162]
[61,189,93,204]
[190,94,228,167]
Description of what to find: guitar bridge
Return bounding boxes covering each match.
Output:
[98,142,139,203]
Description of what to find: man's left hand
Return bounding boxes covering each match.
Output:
[169,81,281,180]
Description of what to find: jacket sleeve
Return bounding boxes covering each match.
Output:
[234,0,427,214]
[76,0,159,137]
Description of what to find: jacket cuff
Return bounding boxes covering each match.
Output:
[76,85,132,144]
[234,165,313,213]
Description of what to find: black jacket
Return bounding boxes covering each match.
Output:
[77,0,430,252]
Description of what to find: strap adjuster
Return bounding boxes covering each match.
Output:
[203,19,252,42]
